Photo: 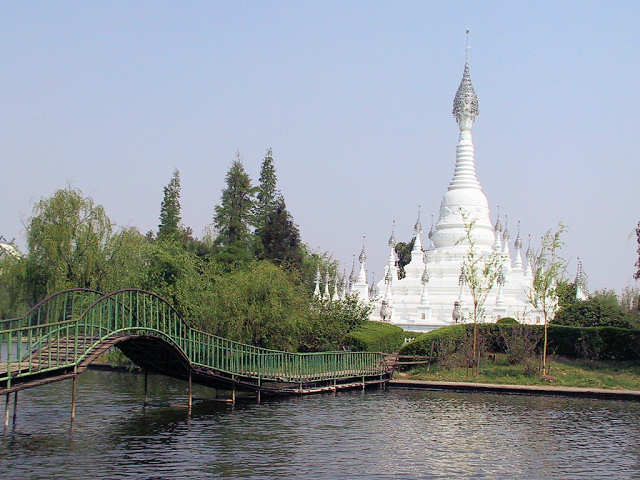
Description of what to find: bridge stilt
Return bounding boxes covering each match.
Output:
[143,371,148,407]
[4,393,9,432]
[187,370,192,411]
[71,375,78,423]
[12,391,17,428]
[231,386,236,406]
[256,389,261,404]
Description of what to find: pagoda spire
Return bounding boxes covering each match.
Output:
[575,257,588,300]
[412,205,423,253]
[513,220,523,270]
[357,235,367,284]
[524,234,534,277]
[493,206,502,251]
[502,214,512,271]
[386,220,398,281]
[388,219,396,249]
[313,267,321,297]
[350,235,370,302]
[450,29,481,191]
[341,268,348,298]
[348,254,356,292]
[324,270,330,299]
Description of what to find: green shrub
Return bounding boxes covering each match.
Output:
[399,323,640,362]
[548,325,640,361]
[344,321,405,352]
[398,324,467,356]
[553,296,633,329]
[496,317,519,326]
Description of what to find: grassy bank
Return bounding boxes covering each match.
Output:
[398,355,640,391]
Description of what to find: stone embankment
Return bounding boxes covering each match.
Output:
[389,379,640,401]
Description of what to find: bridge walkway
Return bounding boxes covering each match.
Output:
[1,289,394,405]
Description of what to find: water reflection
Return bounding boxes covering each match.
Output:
[1,370,640,479]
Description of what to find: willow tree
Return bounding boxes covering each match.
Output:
[528,225,566,375]
[27,187,112,296]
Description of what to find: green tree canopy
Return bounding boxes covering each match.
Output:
[26,187,112,297]
[254,148,278,232]
[214,156,255,247]
[196,261,307,350]
[553,295,634,329]
[158,169,182,240]
[394,238,415,279]
[556,280,577,310]
[259,196,303,270]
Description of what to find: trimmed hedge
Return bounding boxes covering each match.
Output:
[399,323,640,361]
[496,317,519,326]
[399,324,467,356]
[344,321,406,352]
[547,325,640,361]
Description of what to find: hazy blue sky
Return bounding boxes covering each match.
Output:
[2,1,639,293]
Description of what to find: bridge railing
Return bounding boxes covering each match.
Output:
[2,289,387,389]
[0,289,103,332]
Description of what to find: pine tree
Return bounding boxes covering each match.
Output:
[158,169,182,240]
[214,155,255,246]
[634,221,640,280]
[255,148,278,232]
[260,195,303,270]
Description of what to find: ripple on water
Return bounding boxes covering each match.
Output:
[1,370,640,479]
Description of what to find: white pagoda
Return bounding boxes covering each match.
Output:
[350,44,542,332]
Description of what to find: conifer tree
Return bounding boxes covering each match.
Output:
[255,148,278,232]
[158,169,182,240]
[214,155,255,246]
[260,195,303,270]
[634,221,640,280]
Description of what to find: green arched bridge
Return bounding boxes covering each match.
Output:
[1,289,394,407]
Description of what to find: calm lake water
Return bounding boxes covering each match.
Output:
[1,369,640,479]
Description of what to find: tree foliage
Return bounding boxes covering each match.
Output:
[458,211,503,374]
[1,151,377,352]
[635,221,640,280]
[158,169,182,240]
[528,224,567,374]
[555,280,577,310]
[458,213,503,325]
[259,196,303,270]
[254,148,278,232]
[302,295,371,351]
[553,295,634,329]
[214,157,255,247]
[26,187,112,297]
[394,238,415,279]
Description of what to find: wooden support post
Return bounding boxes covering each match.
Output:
[187,369,192,411]
[231,386,236,406]
[143,370,148,407]
[256,389,261,404]
[362,375,366,391]
[4,393,9,432]
[71,375,78,423]
[12,391,18,428]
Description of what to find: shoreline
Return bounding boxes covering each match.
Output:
[389,378,640,401]
[88,363,640,401]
